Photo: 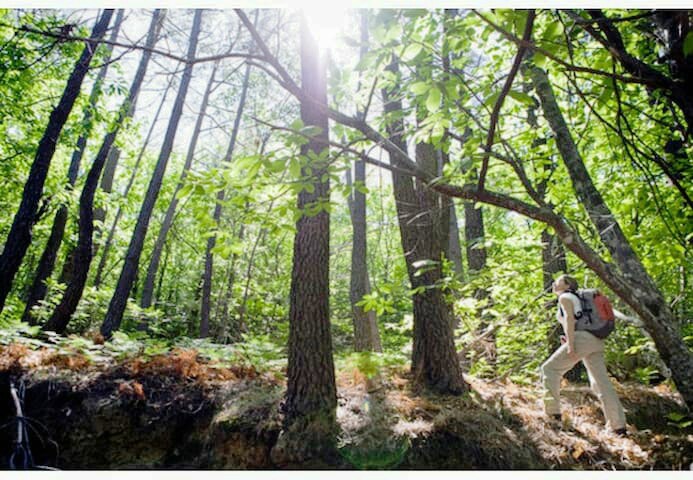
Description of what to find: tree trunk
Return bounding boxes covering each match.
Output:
[93,73,175,288]
[100,10,203,339]
[141,60,219,310]
[346,161,382,352]
[44,10,163,334]
[441,9,464,280]
[529,64,693,408]
[344,11,382,353]
[271,14,337,466]
[448,203,464,278]
[381,59,466,395]
[21,10,124,325]
[0,10,114,313]
[214,222,244,343]
[199,61,251,338]
[92,12,168,230]
[464,199,487,273]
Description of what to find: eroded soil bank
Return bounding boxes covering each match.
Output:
[0,343,691,470]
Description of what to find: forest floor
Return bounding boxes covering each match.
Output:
[0,336,691,470]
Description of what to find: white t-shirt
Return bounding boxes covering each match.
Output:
[557,291,582,330]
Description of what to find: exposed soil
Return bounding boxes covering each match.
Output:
[0,342,691,470]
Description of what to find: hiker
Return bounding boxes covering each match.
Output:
[541,274,627,436]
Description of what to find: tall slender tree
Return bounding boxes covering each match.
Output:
[93,73,176,288]
[141,60,220,310]
[199,61,252,338]
[22,9,124,324]
[100,9,203,339]
[92,10,167,231]
[44,9,164,334]
[441,8,464,279]
[347,10,382,353]
[0,9,114,313]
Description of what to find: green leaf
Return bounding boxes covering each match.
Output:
[507,90,535,106]
[300,125,323,137]
[426,87,441,112]
[401,43,422,62]
[683,31,693,57]
[484,91,500,107]
[666,412,686,422]
[289,158,301,178]
[410,81,430,95]
[543,21,562,40]
[412,259,439,269]
[533,52,548,68]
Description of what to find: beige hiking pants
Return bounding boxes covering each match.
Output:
[541,330,626,431]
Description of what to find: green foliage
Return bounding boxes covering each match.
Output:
[0,8,690,399]
[336,350,408,379]
[235,333,286,372]
[666,412,693,429]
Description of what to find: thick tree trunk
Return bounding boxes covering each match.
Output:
[381,60,466,395]
[141,60,219,310]
[0,10,114,313]
[21,10,124,325]
[100,10,203,339]
[199,62,251,338]
[93,73,175,288]
[529,64,693,408]
[44,10,163,334]
[271,15,337,466]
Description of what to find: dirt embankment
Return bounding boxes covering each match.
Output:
[0,343,691,470]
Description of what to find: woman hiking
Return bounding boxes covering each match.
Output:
[541,274,627,436]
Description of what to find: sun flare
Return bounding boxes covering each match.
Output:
[301,7,348,52]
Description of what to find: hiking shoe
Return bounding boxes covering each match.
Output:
[552,414,562,422]
[613,428,628,437]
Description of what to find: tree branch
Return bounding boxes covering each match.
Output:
[477,9,535,191]
[6,22,264,65]
[473,11,656,87]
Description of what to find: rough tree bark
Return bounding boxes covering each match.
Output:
[381,59,467,395]
[141,60,219,310]
[22,9,124,324]
[0,10,114,313]
[270,13,337,467]
[44,9,163,334]
[528,64,693,408]
[100,10,203,339]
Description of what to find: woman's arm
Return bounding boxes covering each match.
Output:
[559,295,577,355]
